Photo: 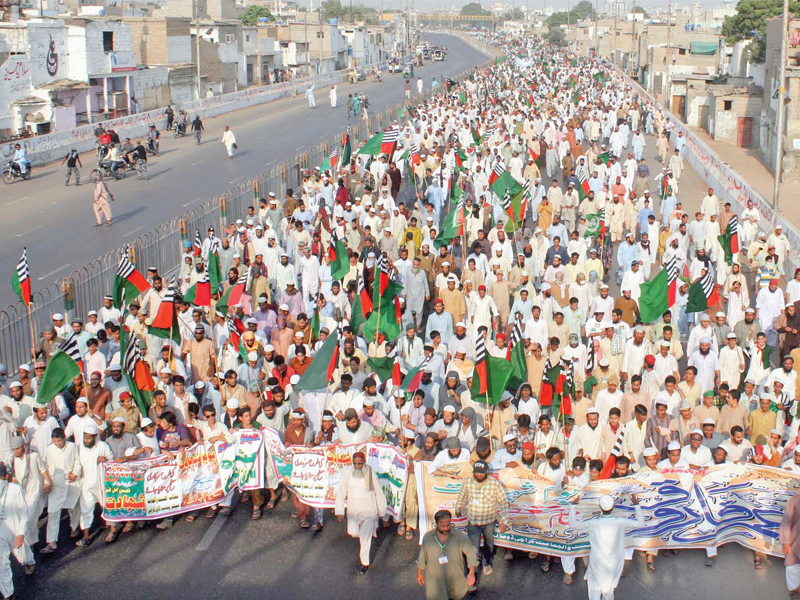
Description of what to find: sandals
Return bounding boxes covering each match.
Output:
[754,558,763,570]
[397,524,406,536]
[241,492,251,504]
[104,530,118,544]
[405,530,414,540]
[563,574,573,585]
[122,522,135,534]
[185,514,196,523]
[219,507,232,516]
[266,499,278,510]
[541,560,551,572]
[252,509,262,520]
[647,561,655,572]
[528,552,538,560]
[311,523,323,532]
[300,520,311,529]
[40,545,56,555]
[76,537,92,547]
[206,508,217,519]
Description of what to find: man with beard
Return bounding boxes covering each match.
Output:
[339,408,376,445]
[688,337,721,394]
[417,510,478,598]
[425,299,454,344]
[404,257,430,327]
[437,372,467,413]
[9,436,48,575]
[430,437,470,476]
[41,428,81,555]
[429,405,460,447]
[76,424,113,546]
[777,303,800,359]
[103,417,147,543]
[335,451,387,575]
[447,323,473,361]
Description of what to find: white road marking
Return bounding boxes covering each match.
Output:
[16,224,44,237]
[37,263,72,280]
[195,511,231,551]
[7,196,28,205]
[192,160,207,166]
[124,225,146,237]
[183,197,203,207]
[229,177,243,184]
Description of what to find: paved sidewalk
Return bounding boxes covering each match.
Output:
[690,126,800,220]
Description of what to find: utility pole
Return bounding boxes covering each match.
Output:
[631,0,636,76]
[594,0,599,57]
[773,0,790,211]
[666,0,672,105]
[194,0,202,99]
[318,3,323,75]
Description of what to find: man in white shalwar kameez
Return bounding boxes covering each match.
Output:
[569,494,644,600]
[9,436,48,573]
[306,85,316,108]
[334,451,387,574]
[329,85,338,108]
[76,424,113,546]
[0,464,29,599]
[41,428,81,553]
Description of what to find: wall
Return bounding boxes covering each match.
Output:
[133,66,169,110]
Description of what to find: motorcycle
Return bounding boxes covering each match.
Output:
[146,138,159,156]
[90,159,127,182]
[2,160,32,184]
[173,123,187,139]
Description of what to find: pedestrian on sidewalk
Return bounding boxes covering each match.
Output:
[220,126,237,159]
[63,148,82,186]
[92,174,114,227]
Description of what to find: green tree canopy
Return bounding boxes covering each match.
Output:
[632,6,650,18]
[722,0,800,63]
[545,1,595,29]
[502,7,525,20]
[545,26,566,46]
[462,2,491,16]
[321,0,379,23]
[572,0,596,19]
[239,5,275,26]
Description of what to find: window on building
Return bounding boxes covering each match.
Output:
[723,100,733,111]
[678,48,686,55]
[225,33,235,43]
[103,31,114,52]
[245,34,251,42]
[316,31,325,38]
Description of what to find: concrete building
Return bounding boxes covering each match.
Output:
[705,83,762,147]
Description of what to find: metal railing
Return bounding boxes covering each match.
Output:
[0,54,493,370]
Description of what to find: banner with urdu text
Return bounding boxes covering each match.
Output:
[102,429,264,521]
[416,462,796,557]
[262,427,410,519]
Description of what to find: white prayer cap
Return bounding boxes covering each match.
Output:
[403,428,416,439]
[690,429,703,437]
[442,261,450,266]
[10,436,24,450]
[265,345,275,352]
[88,310,98,316]
[442,405,456,413]
[599,495,615,511]
[279,303,290,311]
[770,428,782,437]
[599,283,609,290]
[455,321,466,328]
[75,397,89,405]
[502,433,516,444]
[84,424,99,435]
[363,397,375,407]
[160,368,173,375]
[9,382,21,389]
[642,447,659,457]
[540,282,551,291]
[194,381,205,390]
[247,351,258,362]
[227,399,240,409]
[586,407,599,415]
[702,418,716,425]
[140,418,154,428]
[699,336,712,344]
[667,441,681,451]
[112,416,127,424]
[52,313,64,320]
[18,364,30,372]
[598,358,610,367]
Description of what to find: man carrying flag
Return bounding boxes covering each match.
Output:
[12,248,31,307]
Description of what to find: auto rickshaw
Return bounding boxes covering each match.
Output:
[403,63,414,79]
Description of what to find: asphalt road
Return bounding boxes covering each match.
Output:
[16,492,787,600]
[0,33,487,308]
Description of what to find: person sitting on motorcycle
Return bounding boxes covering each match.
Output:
[120,138,135,165]
[177,111,188,135]
[12,143,30,174]
[147,125,160,152]
[96,129,112,160]
[105,143,123,176]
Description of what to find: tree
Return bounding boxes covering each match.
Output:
[722,0,800,63]
[239,5,275,26]
[632,6,650,18]
[572,0,596,19]
[502,7,524,21]
[545,27,566,47]
[462,2,491,16]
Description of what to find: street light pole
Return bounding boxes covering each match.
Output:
[194,0,202,99]
[773,0,790,211]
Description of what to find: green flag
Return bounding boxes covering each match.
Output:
[434,202,463,249]
[490,170,522,201]
[351,293,370,335]
[504,189,525,234]
[36,351,81,405]
[330,236,350,281]
[294,331,340,392]
[310,305,320,339]
[208,250,222,294]
[638,268,669,324]
[507,342,528,391]
[717,220,737,266]
[367,356,395,382]
[363,291,403,342]
[357,132,385,156]
[469,355,514,405]
[341,130,352,165]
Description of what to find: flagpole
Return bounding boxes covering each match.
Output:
[27,303,36,361]
[375,264,382,341]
